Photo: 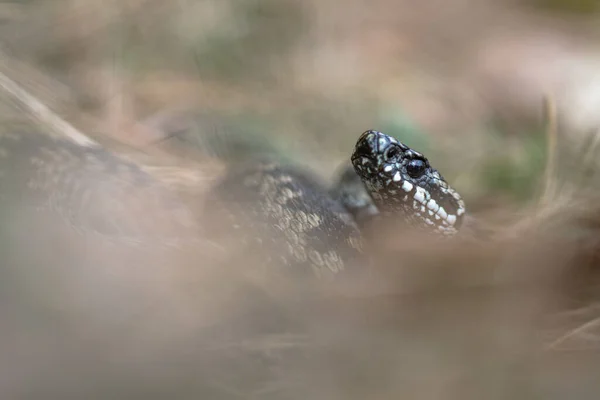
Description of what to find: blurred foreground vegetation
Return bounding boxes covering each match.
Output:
[2,1,600,399]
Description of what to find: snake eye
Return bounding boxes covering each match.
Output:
[383,145,401,162]
[406,159,427,178]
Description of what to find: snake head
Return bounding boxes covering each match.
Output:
[351,130,466,235]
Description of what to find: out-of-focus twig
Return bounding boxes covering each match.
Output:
[0,49,98,147]
[540,94,558,205]
[546,316,600,351]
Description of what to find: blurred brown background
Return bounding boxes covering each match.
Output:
[2,0,600,399]
[4,0,600,205]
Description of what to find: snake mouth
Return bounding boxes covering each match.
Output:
[405,185,465,234]
[370,175,464,234]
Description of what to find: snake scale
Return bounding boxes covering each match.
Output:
[0,129,466,284]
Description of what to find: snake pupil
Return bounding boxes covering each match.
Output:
[406,159,427,178]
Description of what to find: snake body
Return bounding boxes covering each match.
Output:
[204,161,365,282]
[0,131,199,247]
[0,129,466,282]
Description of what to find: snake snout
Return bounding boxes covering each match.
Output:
[351,130,379,163]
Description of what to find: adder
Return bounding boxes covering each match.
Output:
[0,129,467,282]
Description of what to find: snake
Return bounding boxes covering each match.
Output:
[200,129,467,286]
[0,128,467,284]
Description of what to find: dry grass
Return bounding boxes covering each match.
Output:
[1,1,600,399]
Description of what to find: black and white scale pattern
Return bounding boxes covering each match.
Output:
[351,130,466,235]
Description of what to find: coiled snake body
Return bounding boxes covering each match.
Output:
[0,129,466,282]
[0,131,199,246]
